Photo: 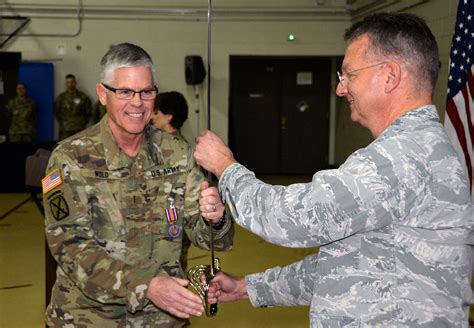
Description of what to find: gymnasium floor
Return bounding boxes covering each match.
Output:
[0,176,317,328]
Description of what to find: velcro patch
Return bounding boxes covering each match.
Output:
[42,168,63,194]
[48,192,70,221]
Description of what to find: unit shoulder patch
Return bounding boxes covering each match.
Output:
[48,191,70,221]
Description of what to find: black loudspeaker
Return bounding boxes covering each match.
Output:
[185,55,206,85]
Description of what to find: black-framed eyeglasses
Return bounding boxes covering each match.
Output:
[102,83,158,100]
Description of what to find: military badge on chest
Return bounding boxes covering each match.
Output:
[166,198,181,238]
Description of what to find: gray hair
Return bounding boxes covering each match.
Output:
[100,43,155,84]
[345,13,439,92]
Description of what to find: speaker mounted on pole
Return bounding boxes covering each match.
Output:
[185,55,206,85]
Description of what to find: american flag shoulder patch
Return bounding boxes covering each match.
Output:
[42,168,63,194]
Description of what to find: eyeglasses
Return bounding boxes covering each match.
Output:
[337,62,388,86]
[102,83,158,100]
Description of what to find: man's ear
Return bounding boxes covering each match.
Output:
[164,113,173,125]
[384,61,401,93]
[96,83,107,106]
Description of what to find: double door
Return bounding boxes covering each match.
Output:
[229,56,331,175]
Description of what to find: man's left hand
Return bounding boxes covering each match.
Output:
[146,276,204,318]
[199,181,225,224]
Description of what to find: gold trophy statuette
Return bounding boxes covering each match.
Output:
[187,257,220,317]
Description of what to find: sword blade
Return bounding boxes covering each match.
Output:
[206,0,216,275]
[207,0,218,316]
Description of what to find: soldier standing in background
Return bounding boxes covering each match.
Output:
[6,82,37,143]
[54,74,92,140]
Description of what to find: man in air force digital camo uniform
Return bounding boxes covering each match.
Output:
[6,82,36,142]
[42,43,233,327]
[54,73,92,140]
[195,13,474,327]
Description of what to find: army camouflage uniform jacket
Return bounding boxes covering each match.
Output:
[219,105,473,327]
[43,116,233,327]
[5,96,36,140]
[54,90,92,139]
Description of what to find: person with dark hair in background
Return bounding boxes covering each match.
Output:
[43,43,233,327]
[151,91,193,272]
[195,13,473,327]
[91,99,107,124]
[152,91,189,134]
[5,82,36,143]
[54,73,92,140]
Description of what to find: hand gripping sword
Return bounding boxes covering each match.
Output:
[186,0,220,318]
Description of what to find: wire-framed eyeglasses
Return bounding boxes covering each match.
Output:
[102,83,158,100]
[337,62,388,86]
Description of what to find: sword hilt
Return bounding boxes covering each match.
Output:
[186,257,220,317]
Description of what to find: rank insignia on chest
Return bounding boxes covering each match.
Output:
[165,201,178,224]
[42,168,63,194]
[168,224,181,238]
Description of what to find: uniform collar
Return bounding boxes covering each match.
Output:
[99,116,164,171]
[381,105,438,138]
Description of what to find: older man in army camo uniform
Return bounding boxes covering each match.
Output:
[6,82,36,142]
[196,13,474,327]
[42,43,233,327]
[54,73,92,140]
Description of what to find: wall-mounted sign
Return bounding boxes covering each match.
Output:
[297,72,312,85]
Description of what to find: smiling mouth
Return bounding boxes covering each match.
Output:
[126,112,144,118]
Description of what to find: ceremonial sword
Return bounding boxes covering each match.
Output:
[186,0,220,317]
[206,0,219,316]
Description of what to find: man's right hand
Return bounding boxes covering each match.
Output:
[146,276,204,318]
[194,130,236,178]
[207,271,249,304]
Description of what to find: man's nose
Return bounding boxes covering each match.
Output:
[130,92,143,105]
[336,81,347,97]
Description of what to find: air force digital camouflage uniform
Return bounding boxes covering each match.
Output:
[54,90,92,140]
[5,96,36,142]
[219,105,473,327]
[43,115,233,327]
